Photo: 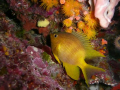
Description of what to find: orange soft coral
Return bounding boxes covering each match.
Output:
[65,27,73,33]
[73,1,82,16]
[77,21,85,30]
[63,18,72,27]
[84,12,98,29]
[62,0,82,17]
[41,0,58,11]
[60,0,65,4]
[62,0,74,16]
[83,26,97,39]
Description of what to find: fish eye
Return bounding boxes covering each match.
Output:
[54,34,58,38]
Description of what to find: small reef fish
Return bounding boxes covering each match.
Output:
[50,31,105,86]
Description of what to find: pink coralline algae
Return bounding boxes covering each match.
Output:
[0,13,14,32]
[6,0,58,37]
[28,5,59,18]
[0,34,61,89]
[0,30,74,89]
[25,46,75,89]
[6,0,58,17]
[6,0,30,13]
[25,46,64,90]
[0,13,75,89]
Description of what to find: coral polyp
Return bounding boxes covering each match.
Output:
[62,0,81,17]
[41,0,58,11]
[84,12,98,29]
[62,0,74,17]
[83,26,97,39]
[63,18,72,27]
[77,21,85,30]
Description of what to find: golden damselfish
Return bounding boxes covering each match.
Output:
[50,31,105,86]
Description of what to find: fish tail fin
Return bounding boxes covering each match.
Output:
[80,64,105,86]
[63,62,80,80]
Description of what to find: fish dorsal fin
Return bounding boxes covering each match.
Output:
[72,31,104,59]
[72,31,92,50]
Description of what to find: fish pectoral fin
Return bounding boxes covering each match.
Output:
[80,64,105,87]
[63,62,80,80]
[53,53,61,64]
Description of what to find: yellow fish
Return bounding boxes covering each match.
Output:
[50,31,105,86]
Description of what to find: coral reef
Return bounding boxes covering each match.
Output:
[0,0,120,89]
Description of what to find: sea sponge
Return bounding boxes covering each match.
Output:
[41,0,58,11]
[77,21,85,30]
[62,0,81,17]
[63,18,72,27]
[37,19,50,27]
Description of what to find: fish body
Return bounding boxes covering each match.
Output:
[50,31,105,86]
